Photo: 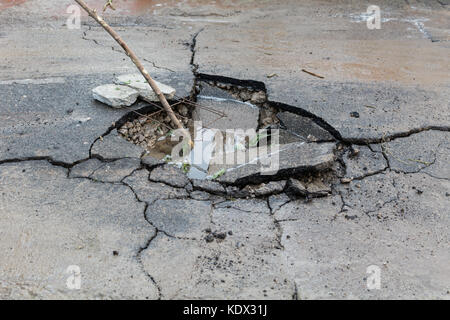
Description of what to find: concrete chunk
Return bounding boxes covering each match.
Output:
[92,84,139,108]
[115,74,176,102]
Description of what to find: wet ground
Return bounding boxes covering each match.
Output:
[0,0,449,299]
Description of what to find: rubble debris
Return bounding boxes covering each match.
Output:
[216,142,336,185]
[92,84,139,108]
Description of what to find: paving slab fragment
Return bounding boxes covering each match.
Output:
[149,164,190,188]
[123,169,188,203]
[0,161,157,299]
[91,129,145,160]
[216,142,336,185]
[146,199,212,239]
[115,74,176,102]
[92,84,140,108]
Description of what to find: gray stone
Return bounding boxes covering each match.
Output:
[149,164,189,188]
[277,112,334,142]
[217,142,336,185]
[146,199,212,239]
[123,169,188,203]
[115,74,176,102]
[193,96,259,132]
[91,129,145,160]
[92,84,140,108]
[0,161,157,299]
[191,179,226,195]
[342,146,387,179]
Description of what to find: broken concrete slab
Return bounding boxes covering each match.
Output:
[216,142,336,185]
[277,112,335,142]
[0,161,157,299]
[193,96,259,132]
[91,129,145,160]
[342,146,387,179]
[115,74,176,102]
[149,164,190,188]
[92,84,140,108]
[123,169,188,203]
[146,199,212,239]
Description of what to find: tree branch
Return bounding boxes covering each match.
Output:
[74,0,190,141]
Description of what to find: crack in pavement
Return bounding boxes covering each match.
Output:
[81,27,175,73]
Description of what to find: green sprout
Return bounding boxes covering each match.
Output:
[212,168,226,180]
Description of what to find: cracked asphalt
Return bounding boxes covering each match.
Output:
[0,0,449,299]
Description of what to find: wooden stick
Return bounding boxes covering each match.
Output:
[74,0,189,140]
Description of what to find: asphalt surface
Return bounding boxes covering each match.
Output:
[0,0,449,299]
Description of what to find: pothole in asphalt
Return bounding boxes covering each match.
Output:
[115,75,339,190]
